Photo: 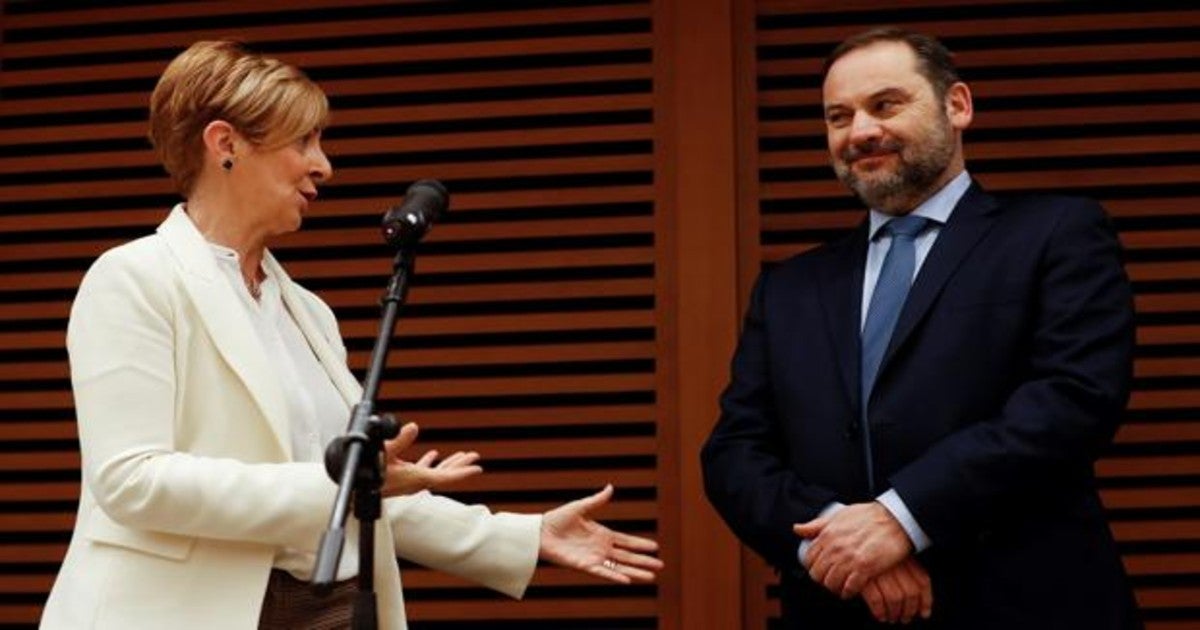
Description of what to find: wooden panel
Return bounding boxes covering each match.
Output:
[0,1,664,628]
[653,0,743,628]
[743,1,1200,627]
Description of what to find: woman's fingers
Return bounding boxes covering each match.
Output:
[610,546,665,572]
[384,422,419,461]
[414,450,438,468]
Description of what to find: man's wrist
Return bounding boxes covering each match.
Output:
[876,489,931,553]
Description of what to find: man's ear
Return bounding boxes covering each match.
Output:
[201,120,239,165]
[945,82,973,131]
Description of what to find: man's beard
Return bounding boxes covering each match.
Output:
[833,119,955,214]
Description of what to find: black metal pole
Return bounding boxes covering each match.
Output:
[312,249,415,630]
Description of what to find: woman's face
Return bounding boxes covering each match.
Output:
[235,130,332,236]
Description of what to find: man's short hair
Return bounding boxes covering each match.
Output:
[823,27,961,98]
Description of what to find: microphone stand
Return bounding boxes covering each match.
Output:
[312,247,415,630]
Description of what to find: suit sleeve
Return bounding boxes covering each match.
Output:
[70,249,335,552]
[701,270,840,571]
[889,200,1135,547]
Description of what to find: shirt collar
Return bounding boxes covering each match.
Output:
[867,170,972,241]
[206,241,241,261]
[205,241,274,299]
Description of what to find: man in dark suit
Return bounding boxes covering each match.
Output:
[701,27,1141,629]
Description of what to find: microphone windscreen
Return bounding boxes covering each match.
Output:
[381,179,449,247]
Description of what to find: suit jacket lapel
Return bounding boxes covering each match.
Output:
[266,253,363,407]
[818,223,869,415]
[880,183,1002,373]
[157,206,293,459]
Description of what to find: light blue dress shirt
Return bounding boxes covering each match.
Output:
[798,170,972,568]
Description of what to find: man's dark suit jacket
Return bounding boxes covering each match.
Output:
[702,183,1141,629]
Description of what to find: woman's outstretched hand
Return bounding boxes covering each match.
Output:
[538,484,664,583]
[381,422,482,497]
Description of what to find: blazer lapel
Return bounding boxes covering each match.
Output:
[157,206,292,459]
[880,183,1002,373]
[818,223,870,415]
[266,253,363,408]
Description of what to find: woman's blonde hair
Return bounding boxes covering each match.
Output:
[148,40,329,195]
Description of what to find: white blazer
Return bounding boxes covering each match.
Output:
[41,206,540,629]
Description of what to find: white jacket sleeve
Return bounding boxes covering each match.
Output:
[385,491,542,598]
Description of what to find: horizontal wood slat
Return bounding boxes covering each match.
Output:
[755,10,1200,38]
[0,218,657,263]
[404,597,657,620]
[760,74,1200,109]
[0,64,655,117]
[759,42,1199,74]
[760,167,1200,199]
[760,104,1200,139]
[3,0,406,29]
[759,135,1200,169]
[1,33,654,89]
[0,123,655,174]
[4,5,652,57]
[0,93,653,146]
[0,186,656,234]
[0,156,654,202]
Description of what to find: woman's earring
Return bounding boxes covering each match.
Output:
[221,158,233,171]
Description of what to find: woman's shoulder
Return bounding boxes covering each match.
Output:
[78,232,177,297]
[286,280,340,328]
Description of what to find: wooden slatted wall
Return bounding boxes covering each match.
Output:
[0,1,667,627]
[745,0,1200,628]
[6,1,1198,628]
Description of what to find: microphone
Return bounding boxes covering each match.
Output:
[381,179,449,248]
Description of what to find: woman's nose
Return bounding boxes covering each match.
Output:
[311,146,332,182]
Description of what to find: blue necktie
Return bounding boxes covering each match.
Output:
[859,215,928,492]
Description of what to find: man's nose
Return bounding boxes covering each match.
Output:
[848,111,883,145]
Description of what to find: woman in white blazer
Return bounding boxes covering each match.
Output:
[41,41,662,630]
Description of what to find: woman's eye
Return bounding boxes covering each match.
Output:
[296,131,319,149]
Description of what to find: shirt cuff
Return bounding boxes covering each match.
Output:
[796,501,845,569]
[876,488,931,553]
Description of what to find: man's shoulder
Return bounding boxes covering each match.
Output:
[769,228,860,277]
[985,190,1107,223]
